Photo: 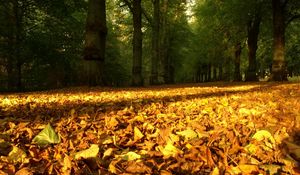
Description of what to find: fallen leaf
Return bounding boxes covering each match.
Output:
[252,130,275,143]
[74,144,99,160]
[62,155,72,174]
[8,146,28,164]
[125,161,151,174]
[176,129,198,140]
[103,148,114,159]
[121,151,141,161]
[134,127,144,141]
[15,167,32,175]
[211,167,220,175]
[157,141,183,158]
[227,164,259,174]
[32,124,60,146]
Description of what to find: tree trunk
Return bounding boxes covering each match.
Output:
[234,43,242,81]
[150,0,160,85]
[213,65,217,81]
[218,64,223,81]
[161,0,172,84]
[271,0,287,81]
[207,63,211,82]
[84,0,107,86]
[132,0,143,86]
[246,6,261,81]
[12,0,23,91]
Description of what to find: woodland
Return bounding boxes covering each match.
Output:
[0,0,300,90]
[0,0,300,174]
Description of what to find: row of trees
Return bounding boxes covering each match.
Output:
[192,0,300,82]
[0,0,299,91]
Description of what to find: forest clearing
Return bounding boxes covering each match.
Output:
[1,82,300,174]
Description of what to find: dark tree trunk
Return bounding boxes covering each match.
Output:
[271,0,288,81]
[132,0,143,86]
[218,64,223,81]
[12,0,23,91]
[213,65,217,81]
[246,6,261,81]
[150,0,160,85]
[224,58,231,81]
[84,0,107,86]
[234,43,242,81]
[207,63,211,82]
[161,0,172,84]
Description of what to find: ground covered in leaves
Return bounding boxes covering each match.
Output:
[0,82,300,175]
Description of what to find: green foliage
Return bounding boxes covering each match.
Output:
[0,0,300,90]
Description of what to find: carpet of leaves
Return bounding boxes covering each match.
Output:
[0,82,300,175]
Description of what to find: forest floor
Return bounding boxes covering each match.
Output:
[0,82,300,175]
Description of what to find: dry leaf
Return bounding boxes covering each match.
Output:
[8,146,28,164]
[176,129,198,140]
[103,148,114,159]
[157,142,183,158]
[74,144,99,160]
[134,127,144,141]
[121,151,141,161]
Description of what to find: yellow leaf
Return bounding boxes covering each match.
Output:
[105,116,119,128]
[252,130,275,144]
[62,155,72,174]
[102,136,113,145]
[121,151,141,161]
[134,127,144,141]
[8,146,28,164]
[227,164,259,174]
[158,142,183,158]
[108,160,119,174]
[103,148,114,159]
[185,143,193,149]
[160,170,172,175]
[74,144,99,160]
[168,134,180,143]
[176,129,198,140]
[211,167,220,175]
[244,143,258,154]
[15,168,32,175]
[274,127,289,144]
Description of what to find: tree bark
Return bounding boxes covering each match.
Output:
[246,5,261,81]
[161,0,173,84]
[271,0,288,81]
[234,43,242,81]
[131,0,143,86]
[84,0,107,86]
[150,0,160,85]
[12,0,23,91]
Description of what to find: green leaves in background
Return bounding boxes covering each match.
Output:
[32,124,61,146]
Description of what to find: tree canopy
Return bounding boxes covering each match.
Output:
[0,0,300,91]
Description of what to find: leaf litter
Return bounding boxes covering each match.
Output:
[0,82,300,174]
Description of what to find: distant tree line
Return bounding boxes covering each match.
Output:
[0,0,299,91]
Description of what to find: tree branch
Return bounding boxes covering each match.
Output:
[286,14,300,26]
[121,0,152,25]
